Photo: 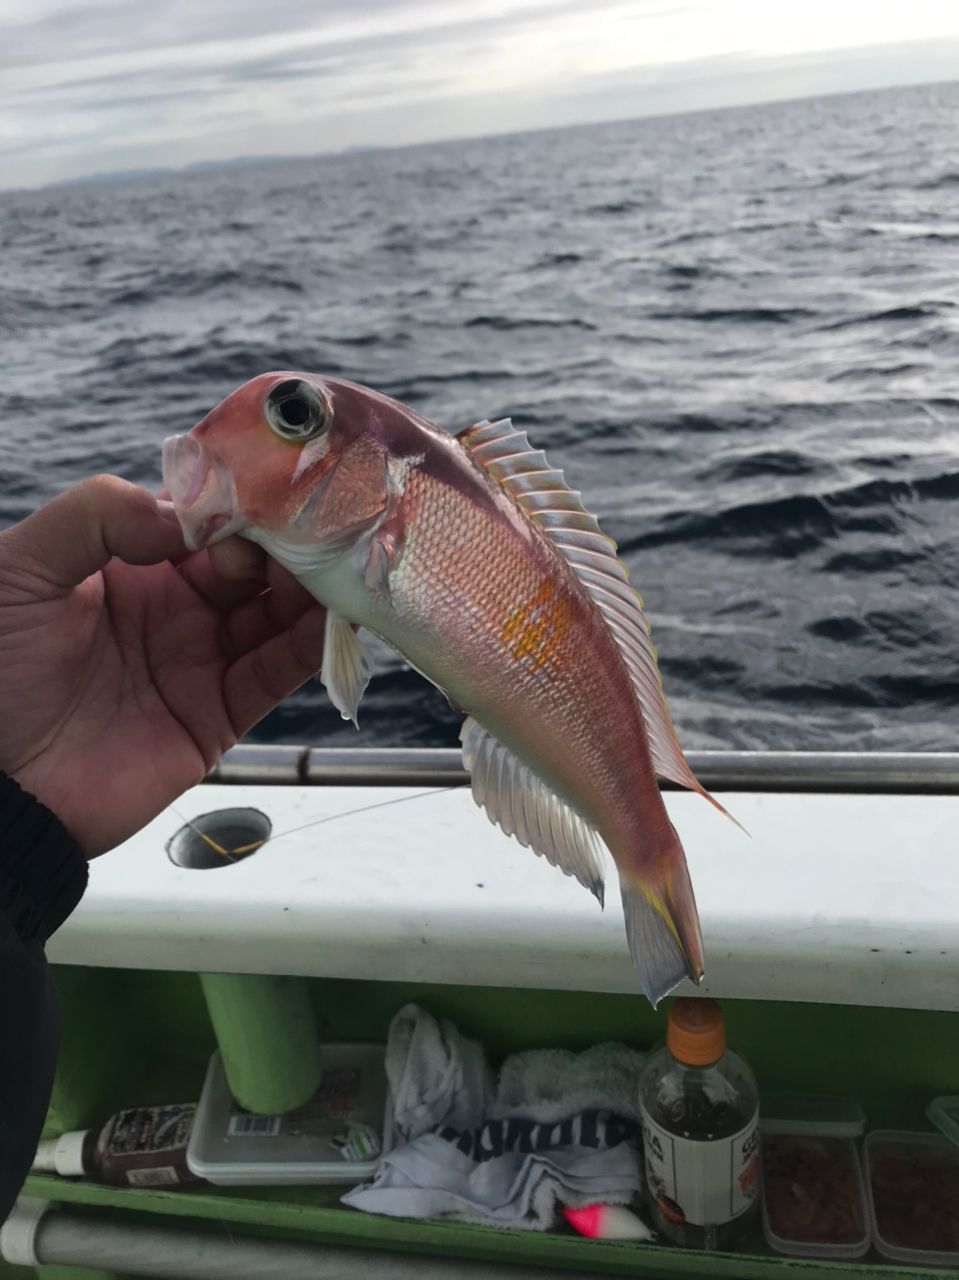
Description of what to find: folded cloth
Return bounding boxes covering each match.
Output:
[342,1003,645,1230]
[492,1042,645,1125]
[383,1001,495,1138]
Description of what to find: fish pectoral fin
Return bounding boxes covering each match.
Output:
[459,717,606,906]
[363,512,405,601]
[321,613,372,728]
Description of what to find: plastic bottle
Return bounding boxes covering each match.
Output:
[33,1103,203,1189]
[639,998,759,1250]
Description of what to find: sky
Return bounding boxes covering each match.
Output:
[2,0,959,189]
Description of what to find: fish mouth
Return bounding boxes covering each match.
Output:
[161,433,243,551]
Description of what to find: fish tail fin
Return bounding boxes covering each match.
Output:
[619,825,704,1007]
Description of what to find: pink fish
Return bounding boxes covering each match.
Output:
[162,373,731,1004]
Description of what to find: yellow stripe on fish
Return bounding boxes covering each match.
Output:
[500,581,574,670]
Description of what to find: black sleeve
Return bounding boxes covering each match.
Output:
[0,774,88,1224]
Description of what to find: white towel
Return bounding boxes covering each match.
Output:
[343,1004,646,1230]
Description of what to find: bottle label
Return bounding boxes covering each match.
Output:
[125,1165,181,1187]
[641,1107,759,1228]
[106,1105,196,1156]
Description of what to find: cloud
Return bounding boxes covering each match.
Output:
[1,0,957,188]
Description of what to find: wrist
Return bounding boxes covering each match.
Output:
[0,773,88,943]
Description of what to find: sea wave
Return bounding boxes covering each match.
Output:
[2,80,957,751]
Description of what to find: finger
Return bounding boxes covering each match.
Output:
[223,559,319,655]
[263,557,317,627]
[224,592,282,656]
[3,476,186,592]
[175,538,269,613]
[224,603,327,735]
[177,552,266,614]
[207,536,266,582]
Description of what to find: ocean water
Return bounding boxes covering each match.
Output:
[1,82,957,752]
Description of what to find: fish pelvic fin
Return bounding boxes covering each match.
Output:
[619,830,704,1007]
[457,417,738,830]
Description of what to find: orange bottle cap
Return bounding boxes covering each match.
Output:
[667,998,726,1066]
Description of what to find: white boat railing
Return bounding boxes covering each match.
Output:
[206,746,959,793]
[55,747,959,1007]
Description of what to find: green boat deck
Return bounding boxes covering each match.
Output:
[7,967,957,1279]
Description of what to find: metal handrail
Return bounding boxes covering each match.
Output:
[206,746,959,794]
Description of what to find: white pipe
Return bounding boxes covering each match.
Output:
[2,1199,612,1279]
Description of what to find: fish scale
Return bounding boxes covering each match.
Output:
[390,466,649,845]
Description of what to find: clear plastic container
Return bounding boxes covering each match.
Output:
[760,1096,869,1259]
[639,999,760,1251]
[865,1130,959,1267]
[928,1096,959,1148]
[187,1044,392,1186]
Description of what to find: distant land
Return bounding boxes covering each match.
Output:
[43,153,304,189]
[34,143,385,192]
[5,78,956,196]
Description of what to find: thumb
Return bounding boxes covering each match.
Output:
[2,475,186,592]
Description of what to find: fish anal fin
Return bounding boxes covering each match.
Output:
[459,716,605,906]
[458,416,736,827]
[321,613,372,727]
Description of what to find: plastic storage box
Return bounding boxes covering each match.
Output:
[760,1096,869,1260]
[864,1130,959,1267]
[187,1043,392,1186]
[928,1095,959,1146]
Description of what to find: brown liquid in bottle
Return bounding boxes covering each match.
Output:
[639,1000,759,1250]
[35,1104,204,1188]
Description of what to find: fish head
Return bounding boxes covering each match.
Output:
[162,371,424,553]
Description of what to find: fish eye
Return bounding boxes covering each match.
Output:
[265,379,330,441]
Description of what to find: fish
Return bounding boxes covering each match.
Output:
[162,372,732,1005]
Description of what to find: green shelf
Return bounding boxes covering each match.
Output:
[17,966,959,1279]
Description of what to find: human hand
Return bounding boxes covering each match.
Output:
[0,475,327,856]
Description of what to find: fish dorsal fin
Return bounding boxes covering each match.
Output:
[458,417,726,817]
[321,612,372,728]
[460,717,605,906]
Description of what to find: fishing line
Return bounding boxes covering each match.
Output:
[168,805,240,862]
[266,786,456,845]
[170,787,457,859]
[166,808,239,860]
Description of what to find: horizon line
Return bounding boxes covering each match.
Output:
[3,73,957,197]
